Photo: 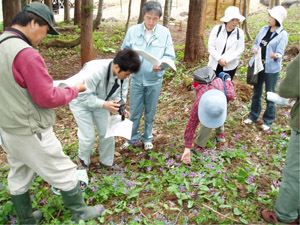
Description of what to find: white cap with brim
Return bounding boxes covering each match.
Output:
[198,89,227,129]
[220,6,245,23]
[268,6,287,27]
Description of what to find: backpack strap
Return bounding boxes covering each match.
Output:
[217,24,239,40]
[0,35,24,44]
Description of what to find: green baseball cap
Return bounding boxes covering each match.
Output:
[23,2,59,35]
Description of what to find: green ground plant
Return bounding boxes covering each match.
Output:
[0,7,299,225]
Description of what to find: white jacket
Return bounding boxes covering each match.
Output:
[208,24,245,71]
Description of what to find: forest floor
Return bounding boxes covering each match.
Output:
[0,5,299,225]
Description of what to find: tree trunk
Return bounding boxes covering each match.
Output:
[93,0,104,30]
[184,0,207,65]
[275,0,280,6]
[269,0,275,8]
[64,0,71,23]
[125,0,132,32]
[44,0,52,10]
[3,0,21,29]
[163,0,172,27]
[243,0,252,41]
[21,0,29,9]
[137,0,147,24]
[74,0,81,25]
[81,0,95,66]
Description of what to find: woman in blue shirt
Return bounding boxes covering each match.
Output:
[244,6,288,131]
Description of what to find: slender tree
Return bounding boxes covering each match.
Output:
[163,0,172,27]
[74,0,81,25]
[125,0,132,32]
[81,0,95,66]
[137,0,147,24]
[2,0,21,29]
[44,0,53,10]
[184,0,207,64]
[64,0,71,23]
[93,0,104,30]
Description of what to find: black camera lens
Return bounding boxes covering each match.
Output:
[118,99,126,121]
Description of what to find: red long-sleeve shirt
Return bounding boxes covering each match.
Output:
[10,31,78,108]
[184,78,235,148]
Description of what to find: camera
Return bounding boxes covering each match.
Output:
[118,99,126,121]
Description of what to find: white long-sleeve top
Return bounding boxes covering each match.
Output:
[208,24,245,71]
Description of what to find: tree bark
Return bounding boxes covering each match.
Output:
[125,0,132,32]
[64,0,71,23]
[243,0,252,41]
[269,0,275,8]
[21,0,29,9]
[163,0,172,27]
[3,0,21,29]
[44,0,52,10]
[137,0,147,24]
[74,0,81,25]
[184,0,207,65]
[93,0,104,30]
[81,0,95,66]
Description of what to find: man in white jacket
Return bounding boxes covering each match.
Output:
[70,49,141,170]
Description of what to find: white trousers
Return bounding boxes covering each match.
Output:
[0,127,78,195]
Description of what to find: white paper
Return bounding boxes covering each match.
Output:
[267,92,295,106]
[77,169,89,187]
[134,48,177,72]
[254,48,264,75]
[105,115,133,140]
[53,72,86,88]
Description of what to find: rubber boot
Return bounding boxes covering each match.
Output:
[10,191,43,225]
[60,182,104,222]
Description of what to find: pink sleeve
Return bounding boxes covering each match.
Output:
[12,48,78,108]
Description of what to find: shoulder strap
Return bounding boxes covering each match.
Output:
[270,29,283,42]
[0,35,24,44]
[216,25,222,38]
[237,28,239,40]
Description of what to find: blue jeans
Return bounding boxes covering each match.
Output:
[129,80,162,143]
[249,70,279,126]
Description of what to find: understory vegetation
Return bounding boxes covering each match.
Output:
[0,7,299,225]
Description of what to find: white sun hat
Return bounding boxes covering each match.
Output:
[268,6,287,27]
[198,89,227,129]
[220,6,245,23]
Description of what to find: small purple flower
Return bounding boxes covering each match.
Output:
[169,200,175,206]
[188,191,195,197]
[181,173,186,177]
[273,180,281,187]
[247,175,255,184]
[180,187,186,192]
[164,153,169,158]
[165,159,175,167]
[234,135,240,140]
[147,167,152,171]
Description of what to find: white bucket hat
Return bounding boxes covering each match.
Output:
[198,89,227,129]
[268,6,287,27]
[220,6,245,23]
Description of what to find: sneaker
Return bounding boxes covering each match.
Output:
[193,145,205,154]
[216,133,226,143]
[98,162,122,171]
[261,209,299,224]
[120,141,139,150]
[262,124,270,131]
[244,118,253,124]
[144,142,153,150]
[77,157,89,170]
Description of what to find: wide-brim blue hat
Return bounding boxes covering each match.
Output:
[198,89,227,128]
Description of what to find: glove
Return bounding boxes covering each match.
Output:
[218,72,231,81]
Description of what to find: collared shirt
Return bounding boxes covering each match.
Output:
[144,25,154,43]
[249,25,288,73]
[184,78,235,149]
[121,22,175,86]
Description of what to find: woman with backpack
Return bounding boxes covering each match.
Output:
[244,6,288,131]
[207,6,245,81]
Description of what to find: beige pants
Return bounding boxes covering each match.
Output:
[195,125,224,147]
[0,127,78,195]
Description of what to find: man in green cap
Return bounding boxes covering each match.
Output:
[0,2,104,224]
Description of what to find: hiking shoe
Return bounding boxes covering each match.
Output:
[244,118,253,124]
[144,142,153,150]
[262,124,270,131]
[193,145,205,154]
[120,141,139,150]
[98,162,122,171]
[261,209,299,224]
[216,133,226,143]
[77,157,89,170]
